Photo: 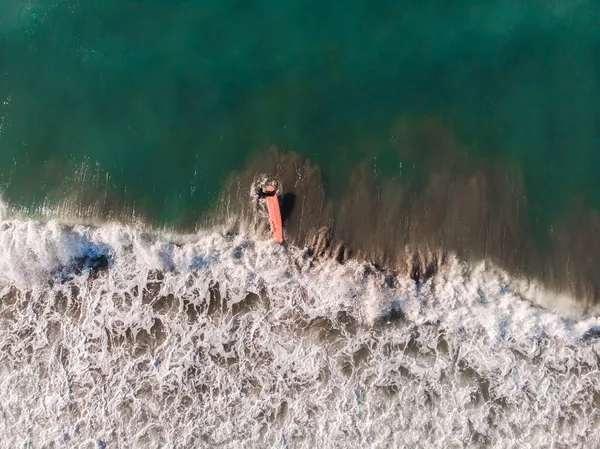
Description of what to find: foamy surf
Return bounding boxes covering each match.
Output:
[0,210,598,448]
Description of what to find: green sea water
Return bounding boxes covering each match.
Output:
[1,0,599,234]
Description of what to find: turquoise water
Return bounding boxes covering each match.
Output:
[1,0,599,268]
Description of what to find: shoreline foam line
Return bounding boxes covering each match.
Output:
[0,210,598,446]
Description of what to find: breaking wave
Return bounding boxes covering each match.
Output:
[0,206,599,448]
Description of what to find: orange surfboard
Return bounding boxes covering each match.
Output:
[265,186,283,243]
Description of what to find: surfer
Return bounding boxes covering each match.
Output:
[255,186,277,199]
[256,185,283,243]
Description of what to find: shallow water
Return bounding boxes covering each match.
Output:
[2,0,600,302]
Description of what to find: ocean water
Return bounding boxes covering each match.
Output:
[1,0,600,447]
[0,208,599,447]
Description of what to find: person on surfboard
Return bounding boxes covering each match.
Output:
[255,186,277,199]
[256,185,283,243]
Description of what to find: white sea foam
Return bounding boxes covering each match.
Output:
[0,211,598,448]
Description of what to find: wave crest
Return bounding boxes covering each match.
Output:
[0,215,598,447]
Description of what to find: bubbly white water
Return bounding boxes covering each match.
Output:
[0,209,599,448]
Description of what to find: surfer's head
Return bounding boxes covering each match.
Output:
[255,185,277,199]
